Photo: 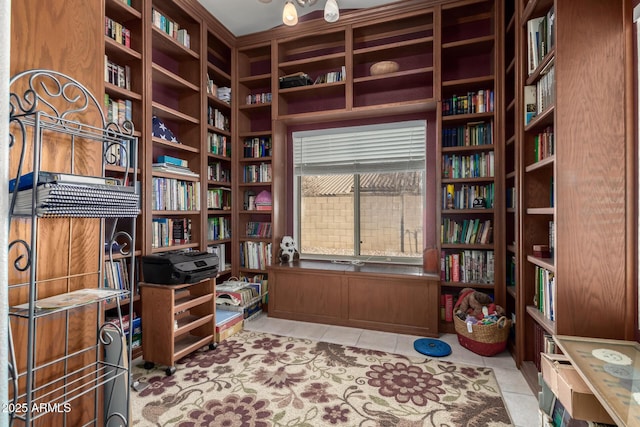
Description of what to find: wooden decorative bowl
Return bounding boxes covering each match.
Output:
[370,60,399,76]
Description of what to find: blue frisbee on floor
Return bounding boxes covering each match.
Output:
[413,338,452,357]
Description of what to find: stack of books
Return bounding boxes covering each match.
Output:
[216,86,231,104]
[9,171,139,218]
[152,155,198,178]
[254,190,272,211]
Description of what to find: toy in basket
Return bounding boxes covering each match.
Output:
[453,288,512,357]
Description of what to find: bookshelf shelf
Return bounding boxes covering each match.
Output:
[152,102,200,124]
[105,81,143,100]
[525,155,554,172]
[526,305,555,335]
[526,255,554,271]
[441,34,495,51]
[152,63,200,91]
[105,37,143,60]
[151,26,199,60]
[153,137,200,153]
[279,52,346,74]
[526,207,554,215]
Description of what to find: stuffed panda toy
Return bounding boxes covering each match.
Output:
[278,235,299,264]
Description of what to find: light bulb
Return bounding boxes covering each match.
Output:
[324,0,339,23]
[283,1,298,26]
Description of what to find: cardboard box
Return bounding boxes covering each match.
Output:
[216,309,244,342]
[216,317,243,342]
[540,353,615,424]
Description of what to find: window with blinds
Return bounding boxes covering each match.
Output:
[293,121,426,263]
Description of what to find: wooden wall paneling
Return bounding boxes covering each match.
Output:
[554,0,630,339]
[9,0,105,423]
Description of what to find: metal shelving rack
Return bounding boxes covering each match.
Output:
[7,69,138,426]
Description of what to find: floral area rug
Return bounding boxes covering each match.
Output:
[131,330,513,426]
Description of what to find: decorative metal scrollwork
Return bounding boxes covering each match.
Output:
[8,239,31,272]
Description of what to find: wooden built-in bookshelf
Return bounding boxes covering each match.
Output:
[516,0,633,392]
[437,0,504,334]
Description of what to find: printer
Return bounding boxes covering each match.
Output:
[142,251,218,285]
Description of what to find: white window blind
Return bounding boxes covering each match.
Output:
[293,121,426,175]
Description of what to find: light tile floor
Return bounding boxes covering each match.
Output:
[244,313,541,427]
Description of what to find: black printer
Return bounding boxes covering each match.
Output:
[142,251,218,285]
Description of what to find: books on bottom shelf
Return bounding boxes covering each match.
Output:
[105,313,142,349]
[216,289,264,320]
[104,259,131,293]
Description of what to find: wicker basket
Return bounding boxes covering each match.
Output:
[453,314,511,357]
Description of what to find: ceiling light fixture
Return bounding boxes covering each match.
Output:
[295,0,317,6]
[283,0,298,26]
[324,0,339,23]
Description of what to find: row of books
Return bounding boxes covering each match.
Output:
[533,126,554,163]
[104,95,132,126]
[105,313,142,350]
[441,218,493,245]
[205,74,220,98]
[207,106,229,131]
[442,121,493,147]
[443,183,494,210]
[207,187,231,210]
[240,241,272,270]
[245,92,271,105]
[215,86,231,104]
[246,221,272,238]
[151,178,201,211]
[243,163,272,184]
[314,67,345,84]
[208,162,230,183]
[151,217,191,248]
[10,172,139,218]
[440,293,458,322]
[208,216,231,241]
[243,137,272,159]
[207,244,227,272]
[440,249,495,284]
[441,151,495,179]
[208,132,230,157]
[534,265,556,321]
[524,65,555,125]
[104,259,131,294]
[442,89,494,116]
[104,56,131,91]
[527,6,555,75]
[105,17,131,48]
[151,7,190,48]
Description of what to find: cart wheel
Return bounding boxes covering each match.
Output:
[143,361,155,370]
[166,366,176,376]
[209,342,217,350]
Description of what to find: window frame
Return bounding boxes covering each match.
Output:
[292,121,427,265]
